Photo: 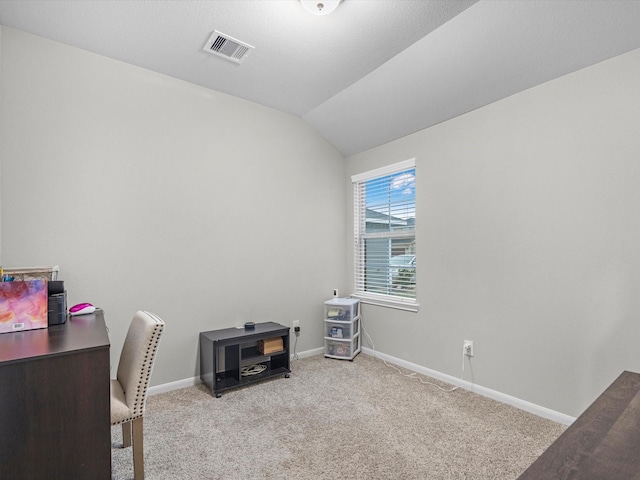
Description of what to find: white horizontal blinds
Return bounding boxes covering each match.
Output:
[353,181,367,295]
[353,159,416,303]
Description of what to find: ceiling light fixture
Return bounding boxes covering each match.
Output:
[299,0,342,16]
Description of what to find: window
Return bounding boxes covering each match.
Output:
[352,159,417,311]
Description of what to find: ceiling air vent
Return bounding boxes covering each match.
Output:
[203,31,254,64]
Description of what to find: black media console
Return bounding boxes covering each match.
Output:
[199,322,291,397]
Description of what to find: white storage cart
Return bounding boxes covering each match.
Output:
[323,298,361,361]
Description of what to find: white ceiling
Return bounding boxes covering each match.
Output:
[1,0,640,156]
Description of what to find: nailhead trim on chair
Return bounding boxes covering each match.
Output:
[112,312,164,426]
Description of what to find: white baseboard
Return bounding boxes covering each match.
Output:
[148,346,575,425]
[292,346,324,360]
[148,346,324,396]
[148,376,201,396]
[361,347,575,425]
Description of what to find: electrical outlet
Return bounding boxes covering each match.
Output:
[463,340,474,357]
[293,320,300,333]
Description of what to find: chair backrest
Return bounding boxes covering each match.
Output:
[117,310,165,419]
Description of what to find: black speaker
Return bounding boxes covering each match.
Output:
[48,281,67,326]
[48,280,65,296]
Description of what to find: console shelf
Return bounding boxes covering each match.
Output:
[200,322,291,397]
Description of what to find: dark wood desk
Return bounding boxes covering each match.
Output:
[0,310,111,479]
[519,370,640,479]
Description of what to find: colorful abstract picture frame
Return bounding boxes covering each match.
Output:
[0,280,48,334]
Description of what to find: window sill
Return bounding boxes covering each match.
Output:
[352,293,419,313]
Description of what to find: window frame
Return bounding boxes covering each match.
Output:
[351,158,419,312]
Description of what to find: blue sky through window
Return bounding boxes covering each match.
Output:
[366,168,415,220]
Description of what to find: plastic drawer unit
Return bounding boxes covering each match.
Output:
[323,298,361,361]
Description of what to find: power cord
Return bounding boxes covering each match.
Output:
[292,332,300,362]
[240,364,267,377]
[361,319,465,393]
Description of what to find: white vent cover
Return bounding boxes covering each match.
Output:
[203,31,254,64]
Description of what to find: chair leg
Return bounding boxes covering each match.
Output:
[122,421,132,448]
[132,417,144,480]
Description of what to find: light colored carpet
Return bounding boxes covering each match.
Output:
[111,354,565,479]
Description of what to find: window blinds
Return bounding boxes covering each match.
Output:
[352,159,417,308]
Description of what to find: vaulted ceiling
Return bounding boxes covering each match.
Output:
[2,0,640,156]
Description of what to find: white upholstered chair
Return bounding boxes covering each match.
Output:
[110,310,165,480]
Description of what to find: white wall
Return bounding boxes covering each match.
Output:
[0,27,346,385]
[0,27,3,254]
[346,47,640,417]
